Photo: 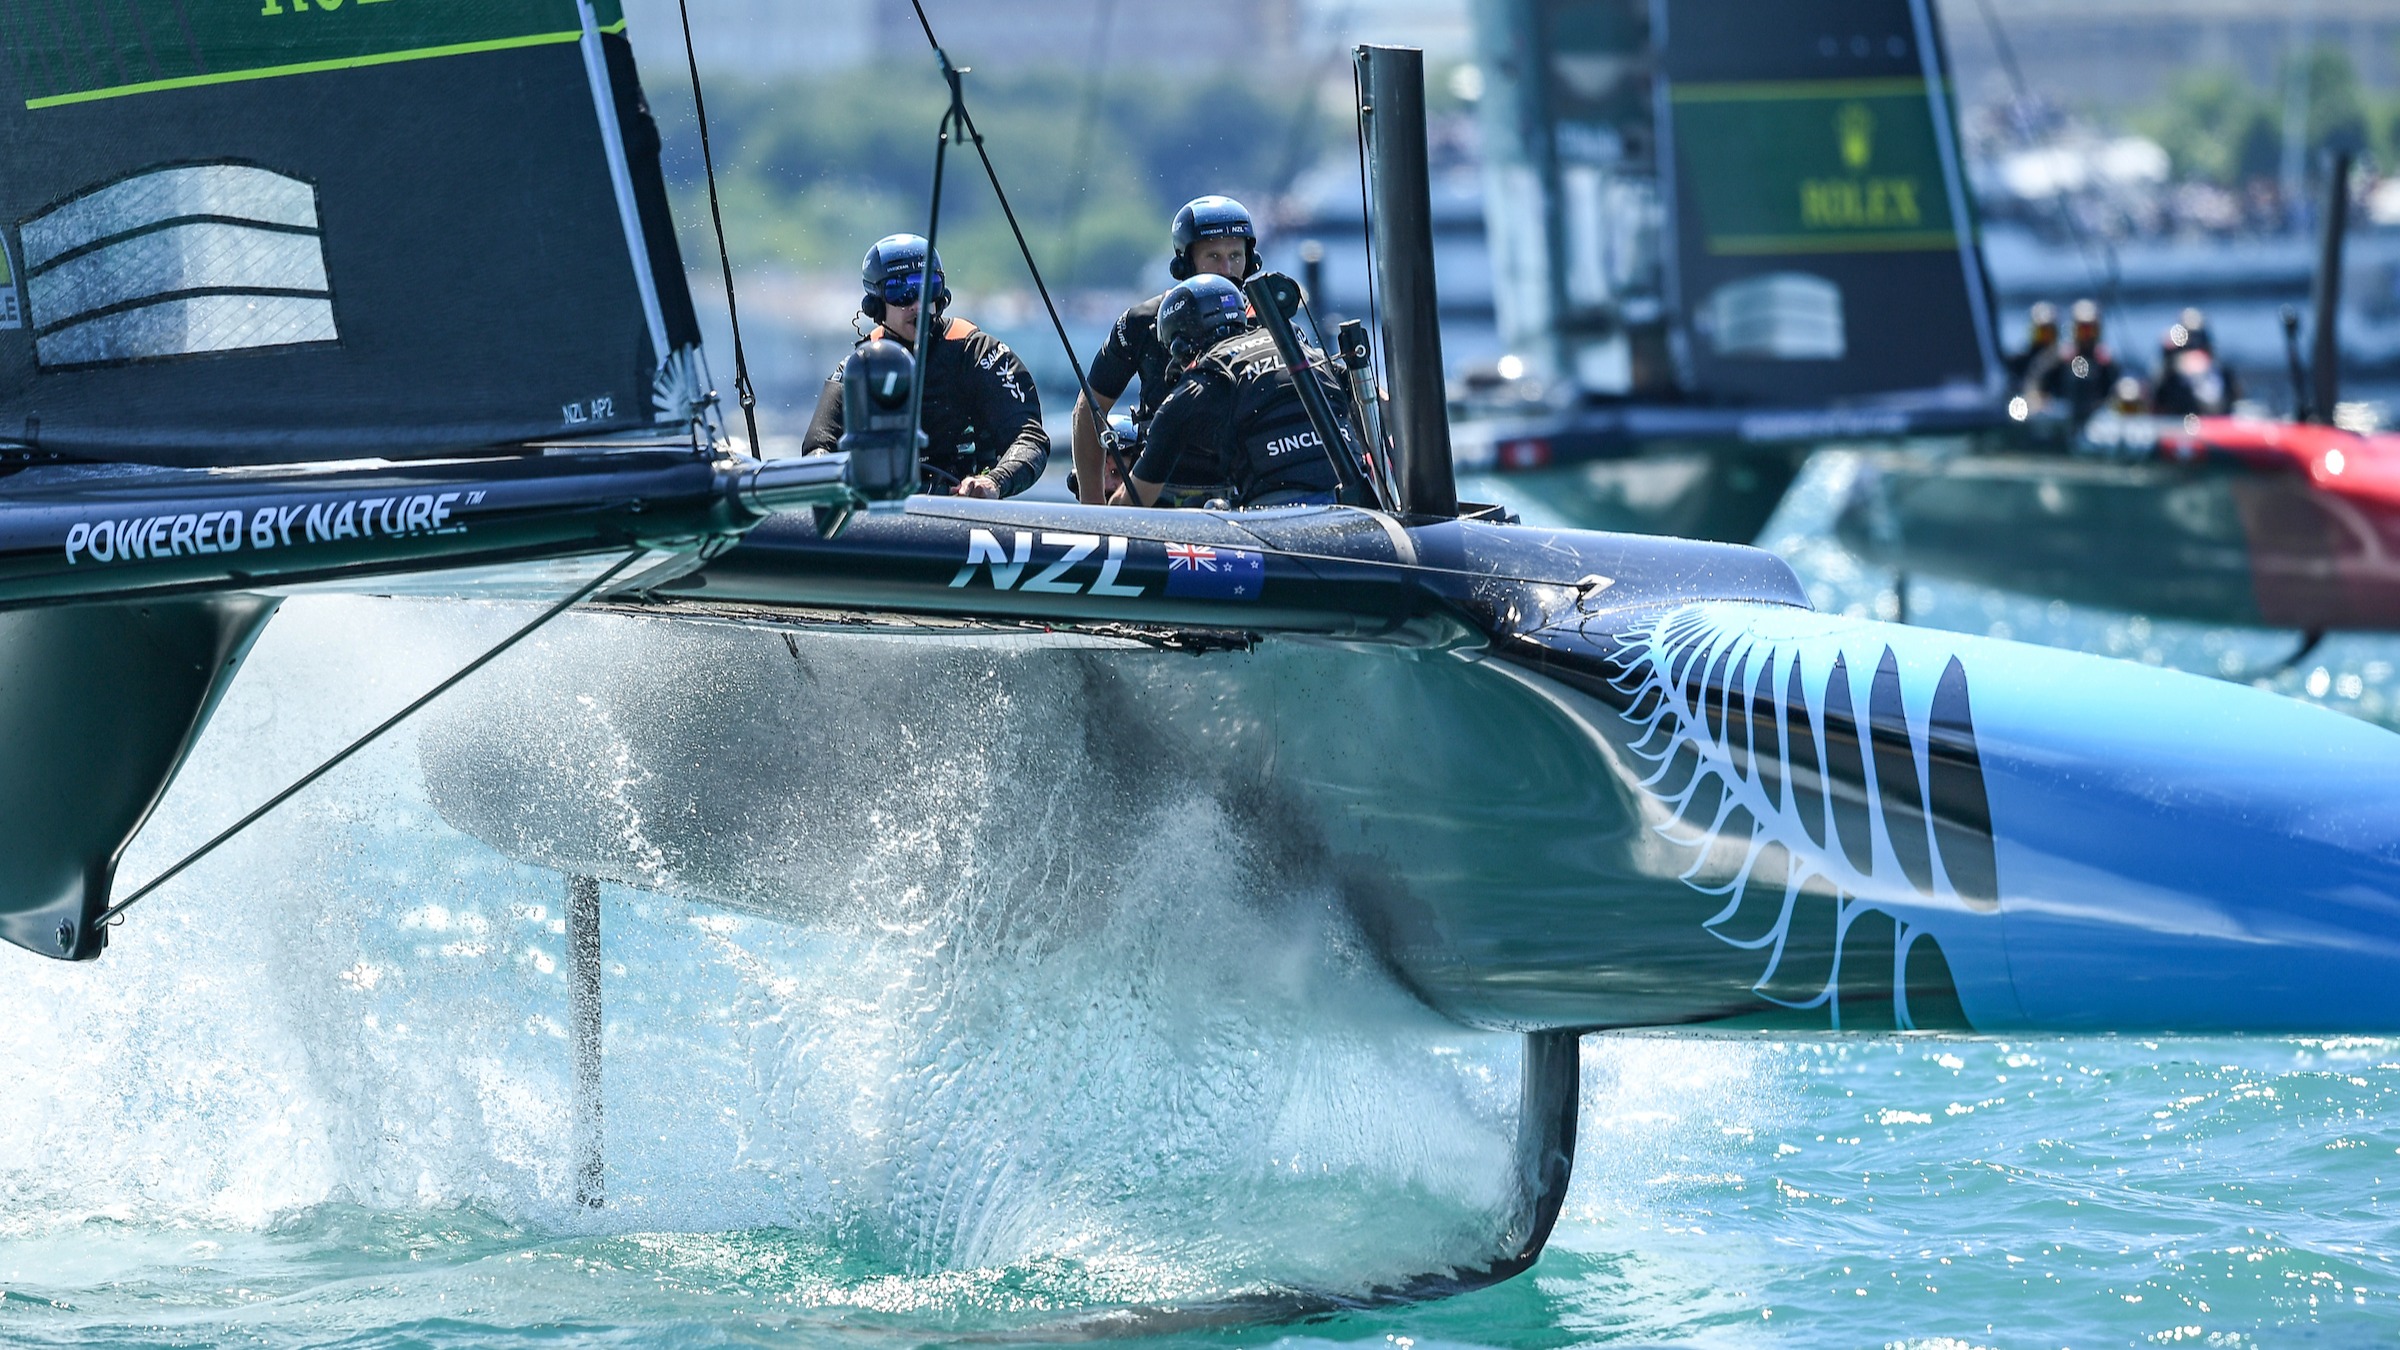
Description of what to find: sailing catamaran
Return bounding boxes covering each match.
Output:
[1454,0,2009,540]
[8,0,2400,1307]
[1836,155,2400,641]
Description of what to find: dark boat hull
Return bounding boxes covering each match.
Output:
[420,498,2400,1035]
[1836,453,2400,631]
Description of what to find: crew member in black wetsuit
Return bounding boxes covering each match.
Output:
[1113,274,1348,510]
[2035,298,2123,424]
[2152,307,2238,417]
[2005,301,2058,393]
[804,233,1048,498]
[1071,196,1260,504]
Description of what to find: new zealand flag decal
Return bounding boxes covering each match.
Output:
[1163,542,1264,601]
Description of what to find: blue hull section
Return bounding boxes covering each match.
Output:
[1510,602,2400,1033]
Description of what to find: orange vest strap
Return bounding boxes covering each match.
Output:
[866,317,975,344]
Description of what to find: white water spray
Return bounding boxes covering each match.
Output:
[0,596,1534,1309]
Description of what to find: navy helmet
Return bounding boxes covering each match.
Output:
[860,233,948,319]
[1169,195,1259,280]
[1157,274,1251,361]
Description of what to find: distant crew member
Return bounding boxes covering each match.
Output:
[804,234,1047,498]
[2152,306,2237,417]
[2109,375,2148,416]
[2005,301,2059,391]
[2036,299,2122,423]
[1113,274,1350,510]
[1071,195,1260,504]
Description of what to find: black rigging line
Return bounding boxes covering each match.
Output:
[96,551,647,929]
[906,0,1129,489]
[1267,0,1363,201]
[907,63,957,459]
[676,0,761,456]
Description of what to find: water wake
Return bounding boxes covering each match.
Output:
[0,597,1533,1328]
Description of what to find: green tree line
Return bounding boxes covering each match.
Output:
[649,65,1341,292]
[2138,46,2400,184]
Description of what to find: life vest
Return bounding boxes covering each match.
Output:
[868,316,978,344]
[861,318,1003,485]
[1192,329,1344,504]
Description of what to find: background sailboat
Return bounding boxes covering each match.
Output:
[1453,0,2007,540]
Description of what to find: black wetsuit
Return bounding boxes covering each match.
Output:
[1085,291,1224,499]
[2036,342,2123,423]
[804,318,1049,497]
[2152,349,2237,417]
[1088,293,1176,426]
[1132,328,1346,508]
[2003,343,2046,392]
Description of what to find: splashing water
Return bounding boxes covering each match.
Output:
[0,597,1533,1341]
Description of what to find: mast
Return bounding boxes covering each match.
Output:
[2308,150,2351,425]
[1355,45,1459,519]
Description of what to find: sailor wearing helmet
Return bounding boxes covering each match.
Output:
[803,233,1048,498]
[1114,273,1347,510]
[1071,196,1261,503]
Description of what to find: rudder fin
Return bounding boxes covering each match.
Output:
[0,595,277,960]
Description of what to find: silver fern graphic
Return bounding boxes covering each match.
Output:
[1603,605,1996,1030]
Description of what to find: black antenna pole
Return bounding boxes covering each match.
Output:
[2308,150,2352,426]
[1356,45,1457,518]
[907,64,956,466]
[2281,305,2313,423]
[675,0,760,455]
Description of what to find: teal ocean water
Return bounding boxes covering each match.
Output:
[7,501,2400,1348]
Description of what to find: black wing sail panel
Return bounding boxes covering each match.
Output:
[0,0,703,463]
[1657,0,2000,405]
